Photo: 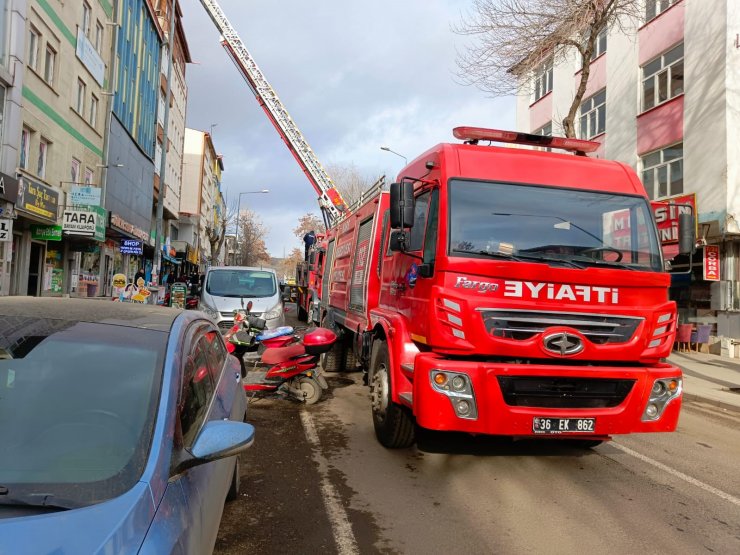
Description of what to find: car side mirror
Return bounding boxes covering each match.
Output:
[174,420,255,474]
[390,182,415,229]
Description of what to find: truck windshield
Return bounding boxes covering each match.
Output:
[206,269,277,298]
[448,179,662,272]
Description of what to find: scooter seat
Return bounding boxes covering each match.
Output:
[261,343,306,365]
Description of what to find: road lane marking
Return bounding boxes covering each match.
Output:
[612,442,740,507]
[300,410,359,555]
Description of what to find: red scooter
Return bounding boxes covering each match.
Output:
[224,303,336,404]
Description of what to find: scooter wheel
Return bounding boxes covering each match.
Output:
[297,376,322,405]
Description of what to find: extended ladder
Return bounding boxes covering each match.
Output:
[198,0,348,224]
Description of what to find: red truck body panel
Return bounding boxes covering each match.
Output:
[323,138,682,441]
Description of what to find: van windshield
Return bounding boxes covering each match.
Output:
[206,269,277,298]
[448,179,663,272]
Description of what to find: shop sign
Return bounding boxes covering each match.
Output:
[650,193,697,260]
[111,213,150,242]
[187,246,199,265]
[63,205,106,242]
[51,269,64,294]
[76,29,105,86]
[703,245,720,281]
[31,224,63,241]
[70,185,102,207]
[120,239,143,255]
[0,218,12,242]
[17,177,60,222]
[0,172,19,203]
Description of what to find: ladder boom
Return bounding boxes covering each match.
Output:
[198,0,348,222]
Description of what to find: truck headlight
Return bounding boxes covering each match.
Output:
[642,378,682,421]
[263,304,282,320]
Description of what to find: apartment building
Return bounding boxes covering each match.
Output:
[516,0,740,349]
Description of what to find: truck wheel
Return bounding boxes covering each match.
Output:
[344,342,359,372]
[297,303,308,322]
[320,342,345,373]
[370,340,415,448]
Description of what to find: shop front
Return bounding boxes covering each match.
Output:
[61,204,107,297]
[108,212,151,292]
[10,176,61,297]
[0,172,20,295]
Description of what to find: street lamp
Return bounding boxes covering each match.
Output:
[235,189,270,265]
[380,146,408,165]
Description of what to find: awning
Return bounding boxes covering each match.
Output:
[162,253,181,265]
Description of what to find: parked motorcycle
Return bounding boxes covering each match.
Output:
[224,302,336,404]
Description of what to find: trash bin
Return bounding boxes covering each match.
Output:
[87,283,98,297]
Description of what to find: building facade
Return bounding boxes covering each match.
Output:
[15,0,114,298]
[516,0,740,350]
[0,0,27,295]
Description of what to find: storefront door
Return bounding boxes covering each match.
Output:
[27,241,44,296]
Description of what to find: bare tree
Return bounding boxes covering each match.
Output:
[238,208,271,267]
[326,163,380,207]
[454,0,640,137]
[293,213,326,240]
[205,194,237,266]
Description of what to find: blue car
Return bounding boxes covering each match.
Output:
[0,298,253,554]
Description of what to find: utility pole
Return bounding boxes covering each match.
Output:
[153,0,177,285]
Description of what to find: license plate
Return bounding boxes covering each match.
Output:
[532,417,595,434]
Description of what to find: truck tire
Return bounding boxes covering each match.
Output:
[344,341,359,372]
[321,342,345,373]
[297,302,308,322]
[370,339,415,448]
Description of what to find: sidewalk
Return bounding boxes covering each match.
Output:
[669,350,740,413]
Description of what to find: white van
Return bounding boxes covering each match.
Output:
[199,267,285,332]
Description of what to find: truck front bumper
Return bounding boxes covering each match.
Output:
[411,354,682,438]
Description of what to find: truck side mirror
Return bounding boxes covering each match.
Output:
[389,230,406,252]
[390,182,415,229]
[678,212,695,255]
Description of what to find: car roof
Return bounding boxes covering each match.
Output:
[0,297,183,332]
[207,266,276,273]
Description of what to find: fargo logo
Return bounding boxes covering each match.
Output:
[504,281,619,304]
[454,276,500,293]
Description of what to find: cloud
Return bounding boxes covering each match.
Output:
[181,0,515,256]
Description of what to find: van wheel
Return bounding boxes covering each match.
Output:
[370,340,415,448]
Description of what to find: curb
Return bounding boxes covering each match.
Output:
[682,392,740,415]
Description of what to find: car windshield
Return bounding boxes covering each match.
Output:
[206,269,277,298]
[0,318,166,508]
[448,179,663,271]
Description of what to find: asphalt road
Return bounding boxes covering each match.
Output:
[215,308,740,554]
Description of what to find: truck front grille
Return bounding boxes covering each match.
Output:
[497,376,636,408]
[479,309,643,344]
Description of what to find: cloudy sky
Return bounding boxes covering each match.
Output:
[180,0,515,257]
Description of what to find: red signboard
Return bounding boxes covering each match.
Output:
[650,193,697,259]
[703,245,720,281]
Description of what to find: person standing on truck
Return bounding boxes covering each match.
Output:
[303,230,316,261]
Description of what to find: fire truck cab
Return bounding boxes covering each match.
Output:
[323,128,694,448]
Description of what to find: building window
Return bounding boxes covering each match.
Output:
[641,143,683,199]
[20,128,30,170]
[90,94,98,127]
[28,27,40,71]
[76,79,86,114]
[84,168,93,185]
[44,45,56,86]
[95,21,104,52]
[579,89,606,139]
[533,60,553,102]
[71,158,81,184]
[590,29,607,60]
[646,0,679,23]
[642,43,683,111]
[82,1,92,37]
[37,138,48,178]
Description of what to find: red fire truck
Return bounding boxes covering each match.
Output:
[321,127,694,448]
[295,235,327,324]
